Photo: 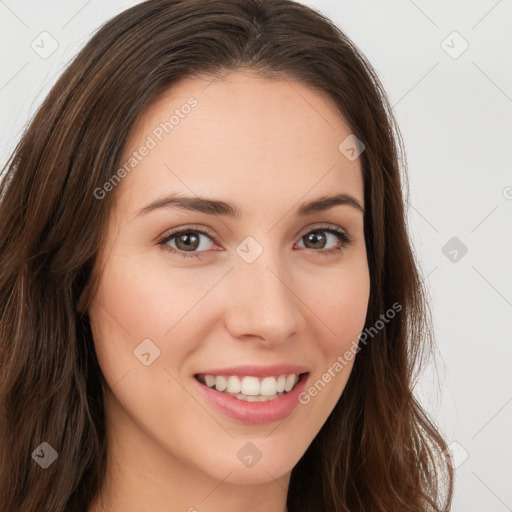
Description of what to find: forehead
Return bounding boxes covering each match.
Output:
[114,70,364,218]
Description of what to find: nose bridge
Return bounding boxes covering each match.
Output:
[223,242,301,342]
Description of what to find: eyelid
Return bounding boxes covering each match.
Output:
[157,223,350,242]
[155,225,220,254]
[298,223,350,240]
[156,224,217,242]
[156,222,353,257]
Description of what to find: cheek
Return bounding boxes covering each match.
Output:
[92,249,206,336]
[303,263,369,399]
[307,257,370,350]
[87,261,193,427]
[87,250,214,386]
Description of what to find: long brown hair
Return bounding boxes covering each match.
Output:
[0,1,453,510]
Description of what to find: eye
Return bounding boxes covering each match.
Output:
[296,225,352,256]
[157,225,217,259]
[157,224,353,259]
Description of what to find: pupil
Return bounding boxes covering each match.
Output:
[174,231,327,252]
[177,232,199,250]
[307,231,325,249]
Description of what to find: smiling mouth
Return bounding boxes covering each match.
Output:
[194,372,309,402]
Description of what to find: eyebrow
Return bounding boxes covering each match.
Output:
[135,192,365,219]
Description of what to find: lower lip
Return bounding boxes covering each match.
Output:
[193,373,310,425]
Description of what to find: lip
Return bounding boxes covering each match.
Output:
[193,364,310,379]
[193,371,310,425]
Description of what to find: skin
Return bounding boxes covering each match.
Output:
[84,69,370,512]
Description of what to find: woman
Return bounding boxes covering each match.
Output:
[0,0,454,510]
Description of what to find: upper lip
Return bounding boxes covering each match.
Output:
[194,364,310,378]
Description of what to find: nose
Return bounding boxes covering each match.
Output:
[222,251,303,346]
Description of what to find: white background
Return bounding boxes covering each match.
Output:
[1,1,511,510]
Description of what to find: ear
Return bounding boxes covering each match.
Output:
[77,291,87,314]
[77,279,91,314]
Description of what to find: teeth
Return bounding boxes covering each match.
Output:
[214,375,227,392]
[276,375,286,393]
[226,376,242,394]
[241,376,259,395]
[197,373,302,397]
[261,376,279,396]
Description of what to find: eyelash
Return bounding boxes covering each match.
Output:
[156,224,353,260]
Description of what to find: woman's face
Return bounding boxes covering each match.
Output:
[86,70,369,493]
